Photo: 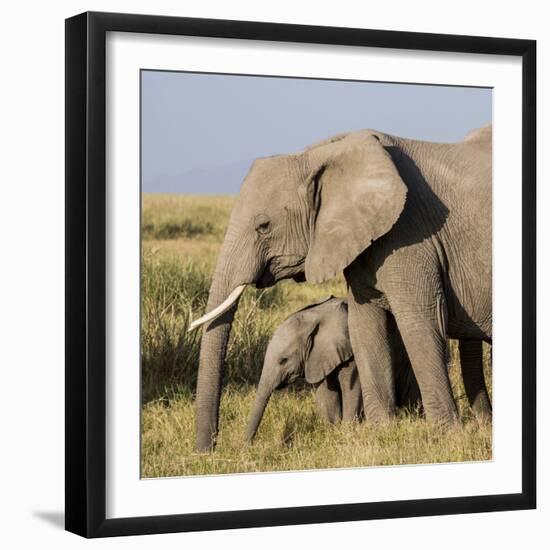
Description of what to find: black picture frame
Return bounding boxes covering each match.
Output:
[65,11,536,538]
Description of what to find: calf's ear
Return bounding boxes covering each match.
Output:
[304,310,353,385]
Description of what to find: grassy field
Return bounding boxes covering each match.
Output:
[141,194,492,478]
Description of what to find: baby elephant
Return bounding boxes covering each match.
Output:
[246,296,420,442]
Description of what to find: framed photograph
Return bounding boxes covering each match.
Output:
[65,11,536,538]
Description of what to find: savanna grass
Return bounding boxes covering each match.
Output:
[141,249,287,402]
[141,194,234,240]
[141,382,492,478]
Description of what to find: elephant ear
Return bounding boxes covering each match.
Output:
[303,303,353,384]
[303,134,408,284]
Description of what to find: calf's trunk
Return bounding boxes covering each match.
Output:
[246,370,279,442]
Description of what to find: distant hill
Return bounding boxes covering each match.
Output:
[143,159,253,195]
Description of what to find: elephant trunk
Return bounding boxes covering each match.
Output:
[246,368,279,443]
[194,227,263,452]
[194,273,241,452]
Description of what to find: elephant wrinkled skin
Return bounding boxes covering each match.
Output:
[191,127,492,451]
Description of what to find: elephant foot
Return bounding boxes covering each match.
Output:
[471,398,492,423]
[342,411,364,423]
[363,406,396,425]
[194,430,218,453]
[423,399,460,429]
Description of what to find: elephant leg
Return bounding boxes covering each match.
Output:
[315,375,342,424]
[337,361,363,421]
[347,298,396,423]
[459,340,492,420]
[394,313,459,426]
[391,321,422,412]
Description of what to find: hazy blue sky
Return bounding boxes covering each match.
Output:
[142,71,492,195]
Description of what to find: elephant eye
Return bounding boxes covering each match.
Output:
[254,214,271,235]
[280,357,288,365]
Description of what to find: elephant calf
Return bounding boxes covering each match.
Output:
[245,296,420,442]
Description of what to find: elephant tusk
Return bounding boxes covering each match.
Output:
[188,284,247,332]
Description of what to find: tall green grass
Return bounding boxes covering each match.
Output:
[141,255,208,403]
[141,385,492,478]
[141,251,287,402]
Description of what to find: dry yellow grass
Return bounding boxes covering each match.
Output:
[141,193,492,478]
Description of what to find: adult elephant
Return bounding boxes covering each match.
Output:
[190,126,492,451]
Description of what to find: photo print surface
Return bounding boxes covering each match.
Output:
[140,70,492,478]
